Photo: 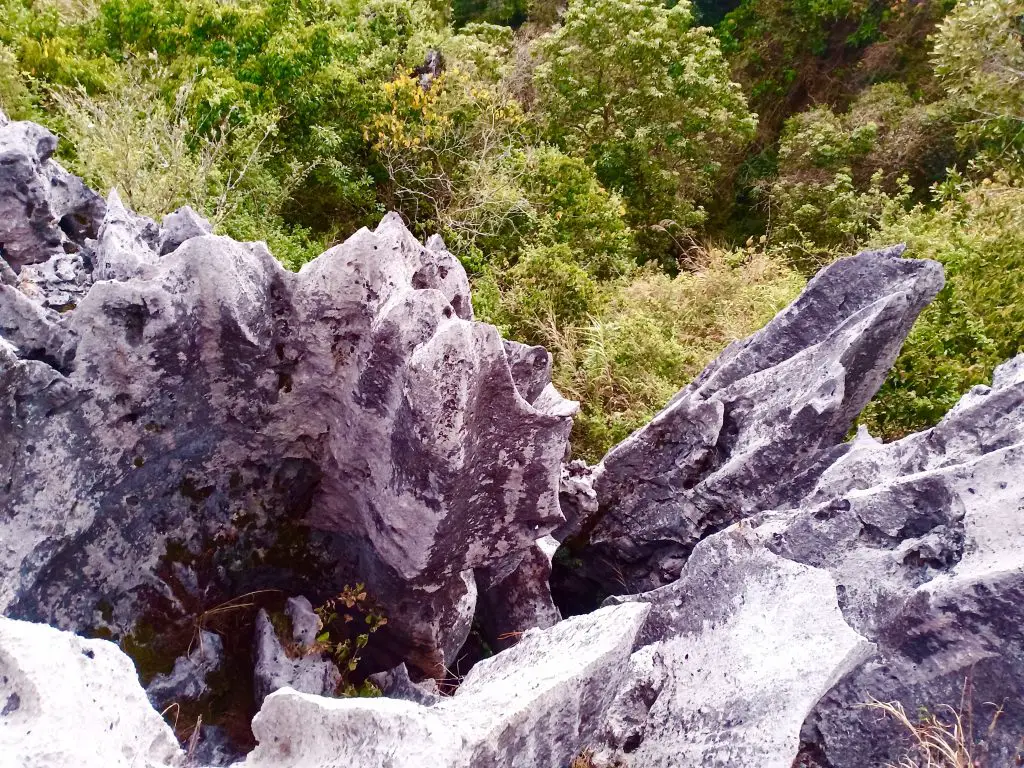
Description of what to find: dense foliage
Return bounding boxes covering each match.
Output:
[2,0,1023,458]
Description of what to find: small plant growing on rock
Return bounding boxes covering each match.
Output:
[314,584,388,697]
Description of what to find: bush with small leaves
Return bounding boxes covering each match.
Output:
[861,177,1024,440]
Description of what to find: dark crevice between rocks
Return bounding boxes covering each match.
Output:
[18,347,73,377]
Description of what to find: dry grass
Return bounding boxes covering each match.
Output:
[866,687,1006,768]
[569,749,598,768]
[51,68,282,223]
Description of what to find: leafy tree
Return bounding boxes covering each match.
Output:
[862,177,1024,439]
[533,0,756,269]
[931,0,1024,168]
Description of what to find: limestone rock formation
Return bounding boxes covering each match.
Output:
[253,598,341,706]
[0,109,105,274]
[366,662,442,705]
[240,602,650,768]
[5,110,1024,768]
[788,354,1024,766]
[146,629,225,713]
[0,113,577,684]
[597,542,873,767]
[583,354,1024,766]
[564,247,944,595]
[0,617,183,768]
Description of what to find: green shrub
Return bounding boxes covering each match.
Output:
[0,42,35,118]
[533,0,756,270]
[862,178,1024,439]
[768,168,911,274]
[47,67,323,266]
[766,84,956,272]
[542,249,804,460]
[476,242,603,346]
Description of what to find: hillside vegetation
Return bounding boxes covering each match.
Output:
[2,0,1021,459]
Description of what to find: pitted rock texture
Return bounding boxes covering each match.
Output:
[240,602,650,768]
[0,109,104,272]
[475,535,562,652]
[785,354,1024,767]
[0,114,577,681]
[595,537,873,767]
[564,246,943,595]
[0,617,183,768]
[609,354,1024,767]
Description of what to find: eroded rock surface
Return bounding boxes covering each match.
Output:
[786,355,1024,766]
[146,629,225,713]
[589,355,1024,766]
[0,110,105,273]
[241,602,649,768]
[558,246,943,598]
[0,617,183,768]
[0,112,577,683]
[253,600,341,706]
[596,539,872,767]
[6,111,1024,768]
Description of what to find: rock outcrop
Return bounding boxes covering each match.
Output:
[595,542,873,766]
[0,617,183,768]
[789,353,1024,766]
[582,353,1024,766]
[146,629,225,713]
[0,113,577,683]
[240,602,649,768]
[5,111,1024,768]
[0,110,105,275]
[253,598,341,706]
[569,247,943,595]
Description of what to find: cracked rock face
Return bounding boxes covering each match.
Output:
[596,538,873,767]
[240,602,650,768]
[580,355,1024,766]
[0,617,183,768]
[560,246,944,597]
[0,113,576,681]
[0,109,105,273]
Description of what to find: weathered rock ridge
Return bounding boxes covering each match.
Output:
[4,111,1024,768]
[563,246,944,596]
[0,113,576,683]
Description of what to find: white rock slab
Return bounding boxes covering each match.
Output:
[0,617,182,768]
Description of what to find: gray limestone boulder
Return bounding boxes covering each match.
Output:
[0,616,183,768]
[566,246,944,595]
[240,602,650,768]
[608,355,1024,767]
[146,630,225,713]
[780,356,1024,767]
[591,532,873,767]
[0,120,576,683]
[475,535,562,652]
[366,662,442,705]
[0,112,104,272]
[253,606,341,706]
